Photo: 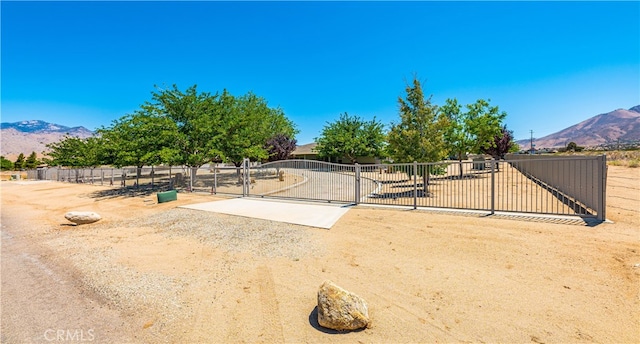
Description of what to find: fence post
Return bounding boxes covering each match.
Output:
[247,158,251,196]
[151,166,155,188]
[413,161,418,210]
[189,167,195,192]
[597,155,607,221]
[214,164,218,195]
[242,158,249,197]
[354,163,361,205]
[490,159,496,215]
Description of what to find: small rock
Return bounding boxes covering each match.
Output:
[317,280,369,331]
[64,211,101,225]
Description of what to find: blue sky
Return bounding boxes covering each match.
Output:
[2,1,639,144]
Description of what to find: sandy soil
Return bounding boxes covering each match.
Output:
[1,166,639,343]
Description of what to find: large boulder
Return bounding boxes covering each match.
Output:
[317,280,369,331]
[64,211,101,225]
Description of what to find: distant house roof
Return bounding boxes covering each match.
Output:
[292,143,318,156]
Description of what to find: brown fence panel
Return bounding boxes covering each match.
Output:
[505,154,607,220]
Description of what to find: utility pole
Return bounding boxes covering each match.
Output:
[529,130,534,155]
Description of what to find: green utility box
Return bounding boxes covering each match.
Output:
[157,190,178,203]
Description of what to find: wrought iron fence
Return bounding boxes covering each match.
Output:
[248,159,361,203]
[26,155,607,220]
[356,157,606,220]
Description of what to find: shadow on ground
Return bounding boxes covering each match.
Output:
[308,306,366,334]
[84,186,174,200]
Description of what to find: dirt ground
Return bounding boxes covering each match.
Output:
[1,166,638,343]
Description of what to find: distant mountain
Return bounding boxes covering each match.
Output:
[0,119,93,136]
[516,106,640,149]
[1,120,94,160]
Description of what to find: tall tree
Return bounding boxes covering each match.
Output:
[213,90,297,167]
[315,113,386,164]
[45,136,104,168]
[387,77,449,190]
[441,98,471,162]
[14,153,25,170]
[465,99,507,154]
[25,151,39,169]
[99,109,179,184]
[149,85,220,169]
[442,98,507,177]
[443,98,507,160]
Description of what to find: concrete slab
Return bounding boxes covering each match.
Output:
[179,198,351,229]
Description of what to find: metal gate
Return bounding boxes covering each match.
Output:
[248,156,607,220]
[248,159,364,203]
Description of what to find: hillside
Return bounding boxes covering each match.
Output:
[517,106,640,149]
[0,120,93,160]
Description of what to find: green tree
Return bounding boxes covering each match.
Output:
[45,136,104,168]
[25,151,39,169]
[387,77,449,191]
[99,109,180,184]
[113,84,219,190]
[443,98,507,160]
[441,98,471,162]
[98,106,177,183]
[315,113,386,164]
[0,156,14,171]
[465,99,507,153]
[566,141,584,152]
[149,84,220,170]
[213,90,297,167]
[14,153,25,170]
[442,98,506,177]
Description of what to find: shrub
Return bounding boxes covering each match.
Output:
[609,160,622,166]
[0,156,13,171]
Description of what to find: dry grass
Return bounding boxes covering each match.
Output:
[555,149,640,167]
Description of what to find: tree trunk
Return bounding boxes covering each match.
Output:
[423,172,429,196]
[190,166,198,191]
[136,166,142,188]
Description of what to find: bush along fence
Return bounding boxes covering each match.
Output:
[27,155,607,221]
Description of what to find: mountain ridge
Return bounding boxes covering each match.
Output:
[1,120,94,160]
[1,119,93,136]
[2,108,639,160]
[516,106,640,149]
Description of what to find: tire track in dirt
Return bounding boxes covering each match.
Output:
[1,214,136,344]
[257,265,285,342]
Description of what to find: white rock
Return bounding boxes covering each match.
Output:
[64,211,101,225]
